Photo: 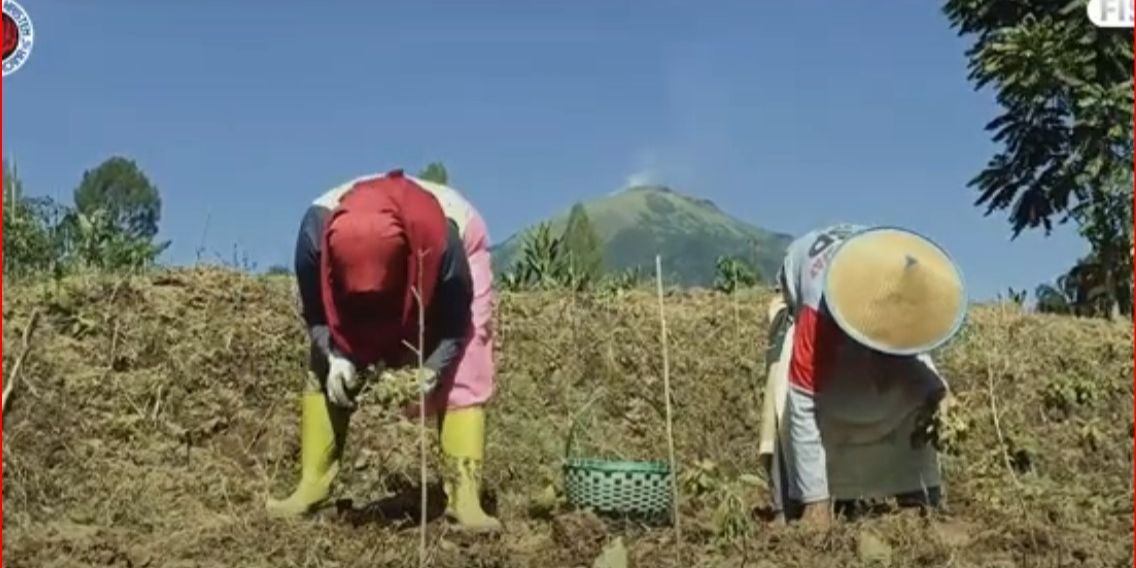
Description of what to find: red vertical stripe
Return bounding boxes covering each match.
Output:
[788,305,841,394]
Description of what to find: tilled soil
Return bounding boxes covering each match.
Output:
[2,268,1132,567]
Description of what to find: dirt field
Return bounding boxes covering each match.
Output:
[2,268,1132,567]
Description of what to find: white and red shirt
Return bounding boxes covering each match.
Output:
[773,223,946,506]
[776,223,866,395]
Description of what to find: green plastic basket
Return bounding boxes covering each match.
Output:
[561,390,673,519]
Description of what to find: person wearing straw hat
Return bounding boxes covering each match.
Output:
[757,223,965,527]
[265,169,502,532]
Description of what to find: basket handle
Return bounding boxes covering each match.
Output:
[564,387,606,461]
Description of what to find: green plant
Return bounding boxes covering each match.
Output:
[501,223,589,291]
[417,162,449,185]
[499,271,524,292]
[712,256,759,294]
[60,208,168,272]
[708,485,753,543]
[3,194,71,278]
[3,156,168,279]
[597,267,645,297]
[680,458,723,498]
[926,398,972,456]
[678,460,757,543]
[1042,373,1097,418]
[1004,287,1027,306]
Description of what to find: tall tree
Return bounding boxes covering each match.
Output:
[713,255,761,294]
[4,157,23,214]
[3,158,71,276]
[561,202,604,282]
[418,162,449,185]
[74,156,163,240]
[1035,254,1123,317]
[1070,169,1133,317]
[943,0,1133,235]
[943,0,1134,317]
[1035,279,1075,315]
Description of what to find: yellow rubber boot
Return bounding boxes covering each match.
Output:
[266,391,350,518]
[439,406,503,532]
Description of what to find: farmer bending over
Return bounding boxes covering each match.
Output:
[758,224,965,527]
[266,169,501,532]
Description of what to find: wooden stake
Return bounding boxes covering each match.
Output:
[655,255,681,546]
[3,309,41,417]
[986,365,1022,490]
[987,362,1039,551]
[414,250,429,568]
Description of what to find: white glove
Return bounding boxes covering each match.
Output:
[418,368,439,394]
[398,367,439,394]
[326,352,361,408]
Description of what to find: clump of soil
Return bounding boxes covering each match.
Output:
[2,267,1132,566]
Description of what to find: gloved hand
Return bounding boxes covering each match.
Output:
[407,367,440,394]
[387,367,439,395]
[326,351,362,408]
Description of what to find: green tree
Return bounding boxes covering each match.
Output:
[266,264,292,276]
[943,0,1133,317]
[944,0,1133,234]
[560,202,605,282]
[1035,248,1131,318]
[713,255,761,294]
[1035,280,1074,315]
[1068,168,1132,317]
[1036,267,1092,316]
[74,156,163,240]
[4,157,21,203]
[417,162,449,185]
[3,156,168,277]
[3,158,70,277]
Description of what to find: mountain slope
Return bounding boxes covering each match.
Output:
[490,185,794,286]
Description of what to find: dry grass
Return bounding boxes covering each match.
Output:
[2,267,1132,567]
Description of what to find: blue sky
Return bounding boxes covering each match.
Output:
[2,1,1088,299]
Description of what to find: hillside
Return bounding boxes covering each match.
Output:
[2,268,1132,567]
[491,185,794,286]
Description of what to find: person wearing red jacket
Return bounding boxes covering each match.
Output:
[266,169,500,532]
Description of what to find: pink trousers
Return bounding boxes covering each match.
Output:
[410,207,497,417]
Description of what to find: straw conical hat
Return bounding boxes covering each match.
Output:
[823,227,966,355]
